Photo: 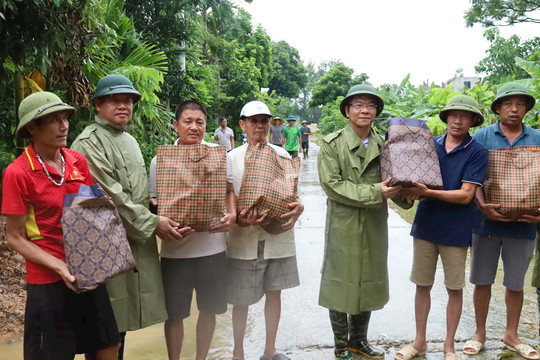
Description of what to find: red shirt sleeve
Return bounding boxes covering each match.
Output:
[1,162,30,215]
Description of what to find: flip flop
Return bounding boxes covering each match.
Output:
[462,339,484,355]
[394,344,425,360]
[507,343,540,360]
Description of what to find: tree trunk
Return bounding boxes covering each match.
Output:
[216,58,221,100]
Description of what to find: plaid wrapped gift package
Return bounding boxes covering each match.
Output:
[238,143,301,234]
[156,144,227,231]
[61,183,136,293]
[380,117,443,189]
[484,146,540,219]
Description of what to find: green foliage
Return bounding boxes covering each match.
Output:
[84,0,171,140]
[476,29,540,83]
[243,26,274,87]
[272,95,295,119]
[379,75,440,120]
[309,62,368,108]
[318,97,347,135]
[268,41,308,98]
[465,0,540,27]
[135,120,176,167]
[515,51,540,127]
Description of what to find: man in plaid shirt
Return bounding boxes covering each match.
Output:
[148,100,237,360]
[227,100,304,360]
[465,83,540,359]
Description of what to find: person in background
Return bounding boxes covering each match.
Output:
[318,84,409,360]
[282,115,301,158]
[395,95,489,360]
[2,92,120,360]
[227,100,304,360]
[300,120,311,159]
[268,116,284,147]
[214,116,235,152]
[149,100,236,360]
[72,74,186,359]
[464,82,540,360]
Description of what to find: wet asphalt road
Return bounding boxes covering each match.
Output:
[2,141,538,360]
[230,142,540,360]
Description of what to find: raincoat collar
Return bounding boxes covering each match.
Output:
[94,114,135,133]
[343,124,383,161]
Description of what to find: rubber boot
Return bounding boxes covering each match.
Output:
[348,311,384,359]
[305,148,309,159]
[329,310,352,359]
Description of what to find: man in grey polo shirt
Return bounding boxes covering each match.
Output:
[214,116,235,152]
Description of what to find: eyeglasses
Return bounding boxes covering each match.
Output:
[348,103,377,111]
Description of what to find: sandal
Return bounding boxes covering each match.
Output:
[462,339,484,355]
[394,344,425,360]
[506,343,540,360]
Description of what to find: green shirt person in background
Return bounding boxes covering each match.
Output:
[281,115,301,158]
[72,74,187,360]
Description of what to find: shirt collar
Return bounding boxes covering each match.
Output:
[24,144,79,177]
[436,133,474,153]
[343,124,382,151]
[494,120,528,137]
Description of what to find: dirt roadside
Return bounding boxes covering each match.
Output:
[0,215,26,343]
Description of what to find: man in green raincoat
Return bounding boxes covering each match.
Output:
[318,84,409,360]
[72,74,187,359]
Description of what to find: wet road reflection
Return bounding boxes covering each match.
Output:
[1,141,538,359]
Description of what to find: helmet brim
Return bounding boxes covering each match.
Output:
[16,103,76,138]
[92,86,142,105]
[490,91,535,114]
[439,104,484,127]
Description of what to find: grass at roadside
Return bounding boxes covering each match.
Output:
[388,200,417,224]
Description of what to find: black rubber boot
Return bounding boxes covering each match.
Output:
[329,309,349,358]
[348,311,385,359]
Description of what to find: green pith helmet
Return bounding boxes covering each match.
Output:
[92,74,141,104]
[439,95,484,127]
[16,92,75,138]
[340,84,384,117]
[491,82,535,114]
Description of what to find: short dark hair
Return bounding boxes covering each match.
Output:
[219,116,227,123]
[175,100,207,121]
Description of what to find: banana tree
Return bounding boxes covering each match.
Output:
[84,0,169,137]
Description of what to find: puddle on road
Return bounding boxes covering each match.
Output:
[0,300,234,360]
[2,143,539,359]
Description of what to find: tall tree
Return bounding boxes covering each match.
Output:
[268,40,308,98]
[465,0,540,27]
[309,62,367,108]
[0,0,105,104]
[244,25,274,87]
[475,28,540,83]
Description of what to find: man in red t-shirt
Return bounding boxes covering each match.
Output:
[2,92,120,360]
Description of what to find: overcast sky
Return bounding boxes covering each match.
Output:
[236,0,538,87]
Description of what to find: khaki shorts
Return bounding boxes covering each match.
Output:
[410,238,468,290]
